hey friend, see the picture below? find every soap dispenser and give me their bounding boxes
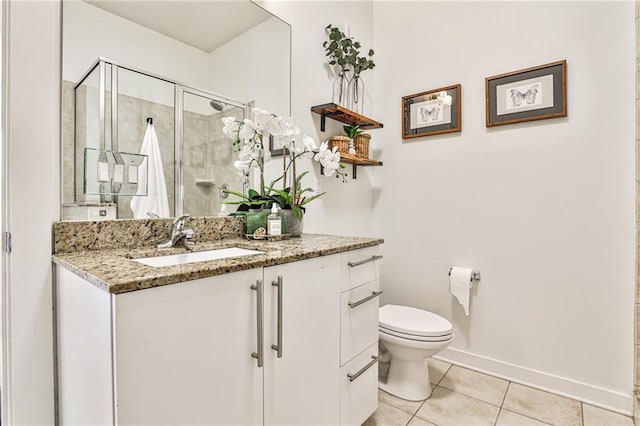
[268,204,282,236]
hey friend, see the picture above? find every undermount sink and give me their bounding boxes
[133,247,265,268]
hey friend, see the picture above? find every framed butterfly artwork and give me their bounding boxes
[486,60,567,127]
[402,84,462,139]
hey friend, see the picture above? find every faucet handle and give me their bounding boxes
[184,228,195,250]
[173,214,190,231]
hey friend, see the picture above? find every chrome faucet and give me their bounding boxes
[157,214,195,249]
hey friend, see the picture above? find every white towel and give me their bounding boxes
[130,123,170,218]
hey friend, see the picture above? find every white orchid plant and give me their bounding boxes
[222,107,346,219]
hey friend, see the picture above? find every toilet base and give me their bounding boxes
[378,358,432,401]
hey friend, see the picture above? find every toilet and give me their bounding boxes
[378,304,454,401]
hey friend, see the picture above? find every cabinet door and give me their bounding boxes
[114,269,263,426]
[263,255,341,426]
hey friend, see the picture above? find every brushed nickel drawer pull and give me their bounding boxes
[348,291,383,309]
[348,255,383,268]
[271,275,283,358]
[250,279,264,368]
[347,356,378,382]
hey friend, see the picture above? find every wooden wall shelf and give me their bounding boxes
[338,153,383,179]
[311,103,383,131]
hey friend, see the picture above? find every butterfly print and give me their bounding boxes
[510,84,539,107]
[419,105,440,122]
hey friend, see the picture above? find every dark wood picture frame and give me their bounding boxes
[269,135,284,157]
[402,84,462,139]
[485,60,567,127]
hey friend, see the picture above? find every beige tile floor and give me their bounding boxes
[363,359,634,426]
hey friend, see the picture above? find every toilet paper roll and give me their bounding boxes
[450,267,473,316]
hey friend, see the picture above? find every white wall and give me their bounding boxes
[373,1,636,412]
[5,1,60,424]
[259,0,377,238]
[207,16,290,115]
[63,0,210,90]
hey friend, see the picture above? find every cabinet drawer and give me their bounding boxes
[341,280,380,365]
[340,343,379,426]
[341,246,381,292]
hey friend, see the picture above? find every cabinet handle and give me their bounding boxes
[271,275,283,358]
[347,356,378,382]
[250,279,264,368]
[348,291,383,309]
[348,255,383,268]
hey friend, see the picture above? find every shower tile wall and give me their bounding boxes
[182,108,243,217]
[62,81,75,205]
[62,80,243,219]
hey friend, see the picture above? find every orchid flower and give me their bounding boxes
[222,107,347,206]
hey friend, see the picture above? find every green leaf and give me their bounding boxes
[300,192,326,206]
[292,205,304,220]
[248,188,260,198]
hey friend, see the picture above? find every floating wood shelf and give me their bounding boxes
[311,103,383,132]
[339,153,383,179]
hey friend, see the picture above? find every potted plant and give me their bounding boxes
[323,24,375,113]
[222,109,347,237]
[342,124,371,158]
[323,24,358,106]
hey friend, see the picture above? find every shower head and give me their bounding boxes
[210,100,224,111]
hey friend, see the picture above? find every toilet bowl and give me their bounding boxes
[378,304,453,401]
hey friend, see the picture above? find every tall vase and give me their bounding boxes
[332,72,348,107]
[282,209,303,237]
[347,75,365,114]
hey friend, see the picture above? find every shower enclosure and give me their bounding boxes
[64,58,247,219]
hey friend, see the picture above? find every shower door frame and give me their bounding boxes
[69,57,247,218]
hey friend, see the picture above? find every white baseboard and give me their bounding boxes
[435,348,633,416]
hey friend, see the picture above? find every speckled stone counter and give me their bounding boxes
[53,216,245,253]
[53,234,384,294]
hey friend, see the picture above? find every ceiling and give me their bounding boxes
[84,0,272,53]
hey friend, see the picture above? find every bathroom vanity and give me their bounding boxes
[53,220,383,426]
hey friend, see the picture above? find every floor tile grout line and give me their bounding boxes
[433,362,453,386]
[404,414,413,426]
[493,407,503,426]
[580,402,584,426]
[494,381,511,426]
[499,407,555,425]
[499,381,511,408]
[434,382,506,409]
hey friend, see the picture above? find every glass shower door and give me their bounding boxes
[179,89,245,217]
[117,67,176,219]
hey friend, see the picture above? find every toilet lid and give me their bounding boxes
[379,304,453,338]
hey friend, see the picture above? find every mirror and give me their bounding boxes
[61,0,291,220]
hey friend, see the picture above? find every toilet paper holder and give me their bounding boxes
[448,268,481,282]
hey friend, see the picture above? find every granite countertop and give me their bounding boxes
[53,234,384,294]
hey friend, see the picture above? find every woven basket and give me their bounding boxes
[354,133,371,159]
[329,135,351,155]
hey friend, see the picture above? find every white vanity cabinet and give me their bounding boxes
[339,247,383,426]
[56,246,381,426]
[57,266,263,426]
[263,256,341,425]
